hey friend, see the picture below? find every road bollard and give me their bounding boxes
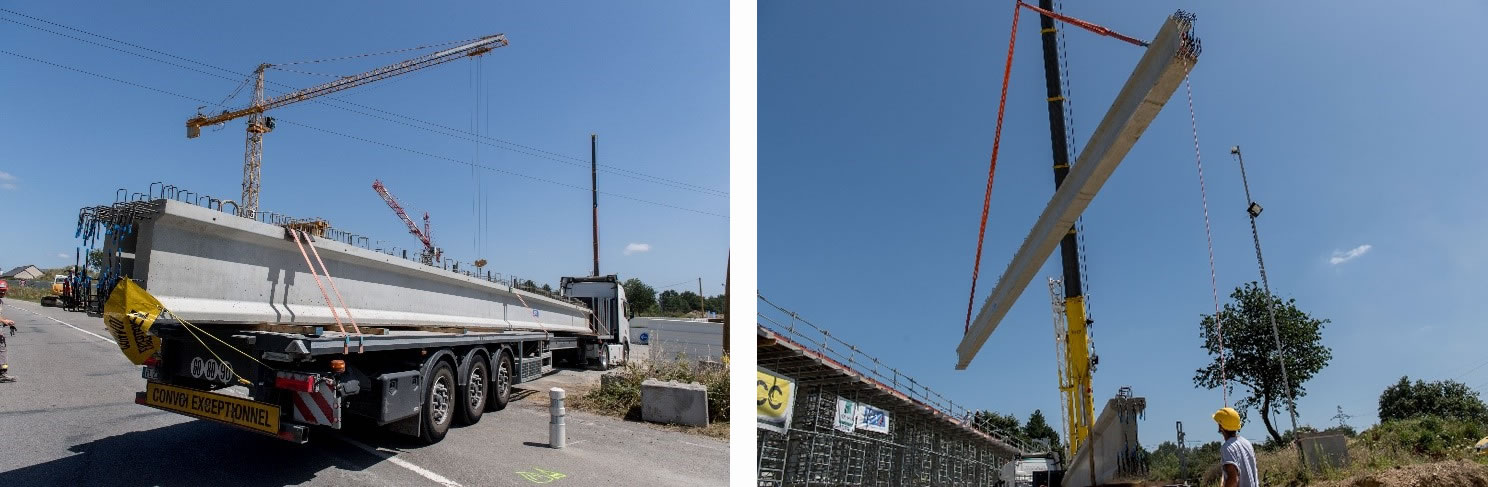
[549,387,566,449]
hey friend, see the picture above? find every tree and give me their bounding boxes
[1378,376,1488,423]
[658,290,682,313]
[622,278,656,314]
[1193,282,1332,444]
[970,410,1025,445]
[678,291,703,313]
[704,294,726,314]
[87,249,105,273]
[1023,409,1061,451]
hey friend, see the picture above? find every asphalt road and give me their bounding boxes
[0,300,727,487]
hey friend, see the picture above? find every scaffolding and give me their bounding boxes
[759,296,1024,486]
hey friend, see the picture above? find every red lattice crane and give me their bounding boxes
[372,180,440,264]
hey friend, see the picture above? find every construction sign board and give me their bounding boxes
[103,279,163,365]
[143,382,280,435]
[858,404,891,434]
[835,396,860,433]
[757,367,795,433]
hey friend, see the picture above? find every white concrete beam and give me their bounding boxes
[132,200,593,333]
[956,12,1200,370]
[1063,395,1148,487]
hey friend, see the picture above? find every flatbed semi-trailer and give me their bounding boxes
[136,320,579,444]
[75,198,636,444]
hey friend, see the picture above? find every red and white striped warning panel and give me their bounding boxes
[283,373,340,428]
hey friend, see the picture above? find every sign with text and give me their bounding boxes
[103,279,162,365]
[834,396,860,433]
[857,404,891,434]
[757,367,795,434]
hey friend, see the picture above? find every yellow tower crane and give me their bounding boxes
[186,34,509,217]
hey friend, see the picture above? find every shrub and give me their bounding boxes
[578,354,730,424]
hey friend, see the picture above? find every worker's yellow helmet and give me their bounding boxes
[1213,407,1242,431]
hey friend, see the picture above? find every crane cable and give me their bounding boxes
[1016,1,1148,47]
[1184,75,1228,406]
[965,1,1020,334]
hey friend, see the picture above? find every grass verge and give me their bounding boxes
[2,286,48,303]
[571,355,729,440]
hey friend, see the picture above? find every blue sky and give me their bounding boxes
[0,1,728,293]
[760,0,1488,448]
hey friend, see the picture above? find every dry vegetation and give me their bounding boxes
[571,355,730,440]
[1148,417,1488,486]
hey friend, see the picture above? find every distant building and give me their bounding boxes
[1,265,44,281]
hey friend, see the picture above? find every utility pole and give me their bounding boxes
[1176,421,1187,482]
[698,278,706,315]
[591,134,600,277]
[1231,145,1301,440]
[723,253,730,354]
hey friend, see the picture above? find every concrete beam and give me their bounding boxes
[1063,394,1148,487]
[956,12,1200,369]
[131,199,593,333]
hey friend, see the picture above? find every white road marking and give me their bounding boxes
[681,440,727,452]
[338,437,463,487]
[10,305,115,344]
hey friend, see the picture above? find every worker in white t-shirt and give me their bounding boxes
[1214,407,1259,487]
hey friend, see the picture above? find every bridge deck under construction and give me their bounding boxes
[757,326,1022,487]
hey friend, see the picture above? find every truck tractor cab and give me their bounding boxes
[559,274,630,369]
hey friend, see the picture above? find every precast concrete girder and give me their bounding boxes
[131,200,593,333]
[956,12,1200,369]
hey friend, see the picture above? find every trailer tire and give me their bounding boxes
[592,344,611,371]
[457,359,488,425]
[488,349,513,411]
[420,361,456,444]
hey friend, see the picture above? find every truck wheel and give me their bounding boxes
[457,359,488,425]
[593,345,611,371]
[488,350,513,411]
[420,361,455,444]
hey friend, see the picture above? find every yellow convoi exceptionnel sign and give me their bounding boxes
[144,382,280,435]
[102,279,162,365]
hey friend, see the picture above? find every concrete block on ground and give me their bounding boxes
[1299,433,1349,473]
[641,378,708,427]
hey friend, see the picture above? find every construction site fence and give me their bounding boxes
[757,294,1029,450]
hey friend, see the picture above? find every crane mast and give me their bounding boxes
[372,179,439,265]
[187,34,509,218]
[1035,0,1095,461]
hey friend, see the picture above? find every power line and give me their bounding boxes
[0,7,728,197]
[0,49,219,106]
[276,119,726,218]
[656,279,695,290]
[1,49,727,219]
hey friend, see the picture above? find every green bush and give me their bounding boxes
[579,354,730,424]
[1360,416,1484,459]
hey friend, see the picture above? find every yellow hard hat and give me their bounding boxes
[1213,407,1241,431]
